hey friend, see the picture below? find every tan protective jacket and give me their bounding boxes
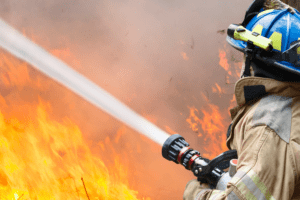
[194,77,300,200]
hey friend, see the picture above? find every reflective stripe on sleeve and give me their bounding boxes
[246,170,275,200]
[227,191,240,200]
[234,169,276,200]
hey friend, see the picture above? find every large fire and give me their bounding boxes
[0,23,242,199]
[0,50,151,199]
[0,101,145,199]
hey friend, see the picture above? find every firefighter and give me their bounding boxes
[183,0,300,199]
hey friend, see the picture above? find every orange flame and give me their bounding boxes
[51,48,82,70]
[218,49,231,75]
[212,83,223,95]
[186,104,228,159]
[0,49,149,199]
[0,100,145,199]
[219,48,243,84]
[218,48,242,111]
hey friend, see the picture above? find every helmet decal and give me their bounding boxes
[269,32,282,51]
[252,24,264,35]
[258,9,274,17]
[251,23,283,52]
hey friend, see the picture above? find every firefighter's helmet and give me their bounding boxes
[227,0,300,80]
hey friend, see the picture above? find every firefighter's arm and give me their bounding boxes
[183,125,296,200]
[183,180,210,200]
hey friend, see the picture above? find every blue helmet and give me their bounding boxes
[227,0,300,79]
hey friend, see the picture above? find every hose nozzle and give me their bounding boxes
[162,134,201,170]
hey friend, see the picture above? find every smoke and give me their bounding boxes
[0,0,252,199]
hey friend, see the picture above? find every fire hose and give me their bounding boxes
[0,18,278,190]
[162,23,284,189]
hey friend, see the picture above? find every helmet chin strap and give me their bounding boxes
[241,40,300,78]
[243,42,256,77]
[243,55,252,77]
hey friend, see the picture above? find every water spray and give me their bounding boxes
[0,18,238,189]
[0,18,169,146]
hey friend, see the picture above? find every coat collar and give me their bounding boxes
[234,77,300,106]
[229,77,300,119]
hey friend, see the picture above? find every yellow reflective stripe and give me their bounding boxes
[252,24,263,35]
[234,169,276,200]
[258,9,274,17]
[236,181,257,200]
[228,191,240,200]
[230,167,276,200]
[247,170,275,200]
[269,32,282,51]
[230,167,251,184]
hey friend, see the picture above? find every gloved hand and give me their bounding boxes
[183,179,210,200]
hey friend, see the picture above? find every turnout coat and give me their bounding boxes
[184,77,300,199]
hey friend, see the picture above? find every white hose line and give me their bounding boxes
[0,18,170,146]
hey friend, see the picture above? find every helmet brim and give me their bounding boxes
[226,36,246,53]
[226,34,300,77]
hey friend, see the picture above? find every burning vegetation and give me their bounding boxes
[0,51,151,199]
[0,0,246,198]
[0,37,242,199]
[0,27,243,199]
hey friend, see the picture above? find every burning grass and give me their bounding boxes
[0,100,145,199]
[0,50,149,199]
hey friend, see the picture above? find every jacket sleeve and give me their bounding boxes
[189,125,296,200]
